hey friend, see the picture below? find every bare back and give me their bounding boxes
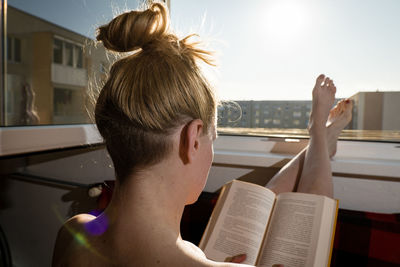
[52,214,251,267]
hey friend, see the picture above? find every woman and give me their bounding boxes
[52,3,352,266]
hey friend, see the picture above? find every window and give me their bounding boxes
[53,87,88,124]
[2,2,121,126]
[293,111,302,118]
[1,0,399,145]
[273,119,281,125]
[53,38,63,64]
[171,0,400,142]
[53,38,84,68]
[65,42,74,66]
[6,36,21,63]
[1,0,170,155]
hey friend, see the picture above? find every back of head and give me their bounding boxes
[95,2,216,183]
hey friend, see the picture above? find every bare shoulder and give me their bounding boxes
[52,214,96,267]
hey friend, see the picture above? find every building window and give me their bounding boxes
[6,36,22,63]
[293,111,302,118]
[53,38,84,68]
[75,45,83,68]
[65,42,73,66]
[3,2,114,127]
[53,38,63,64]
[54,88,73,116]
[53,87,87,124]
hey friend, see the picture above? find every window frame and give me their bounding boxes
[53,36,84,69]
[1,126,399,185]
[212,135,400,179]
[0,124,103,157]
[6,36,21,63]
[1,0,6,126]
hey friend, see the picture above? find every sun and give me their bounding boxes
[264,1,308,41]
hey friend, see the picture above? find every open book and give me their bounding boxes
[199,180,338,267]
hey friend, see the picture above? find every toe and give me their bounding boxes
[323,77,330,87]
[344,99,353,111]
[337,100,345,112]
[332,84,337,94]
[323,77,332,89]
[316,74,325,85]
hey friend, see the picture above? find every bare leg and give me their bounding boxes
[266,98,353,194]
[266,148,306,194]
[296,74,336,197]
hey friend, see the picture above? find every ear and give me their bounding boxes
[179,119,204,165]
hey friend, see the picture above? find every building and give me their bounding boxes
[351,91,400,130]
[218,91,400,131]
[218,100,313,129]
[6,6,109,126]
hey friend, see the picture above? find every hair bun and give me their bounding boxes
[96,3,169,52]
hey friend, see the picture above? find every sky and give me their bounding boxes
[9,0,400,100]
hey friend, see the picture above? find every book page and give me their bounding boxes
[257,193,336,267]
[313,198,337,267]
[202,180,276,265]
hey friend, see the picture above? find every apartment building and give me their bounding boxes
[219,91,400,131]
[218,100,312,129]
[6,6,108,126]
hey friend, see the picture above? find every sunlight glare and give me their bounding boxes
[264,1,308,41]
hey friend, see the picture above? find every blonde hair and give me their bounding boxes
[95,2,216,182]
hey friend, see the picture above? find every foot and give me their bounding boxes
[308,74,336,134]
[326,99,353,157]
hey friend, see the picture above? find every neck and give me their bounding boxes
[104,162,189,239]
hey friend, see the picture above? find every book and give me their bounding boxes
[199,180,338,267]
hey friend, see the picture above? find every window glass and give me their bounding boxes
[53,87,86,124]
[171,0,400,142]
[53,38,63,64]
[6,36,11,61]
[14,37,21,62]
[3,0,399,142]
[75,45,83,68]
[3,0,144,126]
[65,42,73,66]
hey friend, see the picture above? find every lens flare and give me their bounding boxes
[52,205,112,264]
[84,213,109,236]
